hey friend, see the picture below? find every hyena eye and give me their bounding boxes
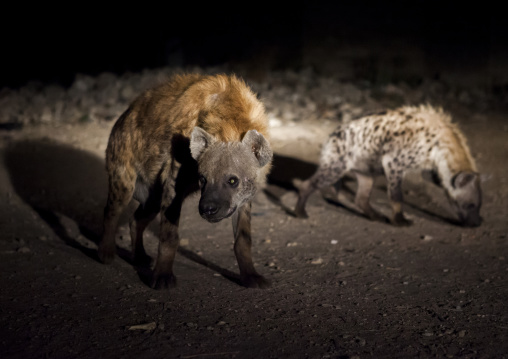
[228,176,239,187]
[199,175,207,186]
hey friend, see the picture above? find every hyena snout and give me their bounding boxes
[458,210,482,227]
[199,189,236,223]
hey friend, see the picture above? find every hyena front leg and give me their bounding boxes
[382,158,412,226]
[293,163,343,218]
[354,171,389,223]
[233,202,270,288]
[99,168,136,264]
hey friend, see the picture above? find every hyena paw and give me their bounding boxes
[292,178,304,190]
[364,210,389,224]
[98,245,115,264]
[293,208,309,219]
[133,252,152,267]
[391,214,413,226]
[150,272,177,290]
[241,273,271,289]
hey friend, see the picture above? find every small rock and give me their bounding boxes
[330,239,338,245]
[180,238,189,246]
[17,246,30,253]
[458,330,466,337]
[311,258,323,265]
[421,235,433,241]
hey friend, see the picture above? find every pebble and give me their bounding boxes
[311,258,323,265]
[127,322,156,331]
[17,246,30,253]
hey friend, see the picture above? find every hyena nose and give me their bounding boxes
[200,203,219,216]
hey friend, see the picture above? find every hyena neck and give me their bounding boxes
[433,145,476,192]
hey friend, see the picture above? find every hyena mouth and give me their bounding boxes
[204,206,238,223]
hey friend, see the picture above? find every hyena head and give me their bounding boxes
[446,171,482,227]
[190,127,272,223]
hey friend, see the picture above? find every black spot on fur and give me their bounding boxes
[374,125,379,131]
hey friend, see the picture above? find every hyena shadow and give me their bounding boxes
[265,153,362,218]
[266,153,457,225]
[4,139,246,287]
[4,139,113,262]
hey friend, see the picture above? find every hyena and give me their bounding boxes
[294,105,482,227]
[98,74,273,290]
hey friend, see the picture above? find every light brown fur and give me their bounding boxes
[99,74,272,289]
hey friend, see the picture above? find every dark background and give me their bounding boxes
[2,1,507,89]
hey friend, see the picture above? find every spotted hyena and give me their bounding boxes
[294,105,482,227]
[98,74,273,290]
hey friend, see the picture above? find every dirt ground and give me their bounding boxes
[1,76,508,359]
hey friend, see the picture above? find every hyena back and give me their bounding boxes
[294,105,482,227]
[98,74,273,289]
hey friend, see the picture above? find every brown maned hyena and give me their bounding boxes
[98,74,273,290]
[294,105,482,227]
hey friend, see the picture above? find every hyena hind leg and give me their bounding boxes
[129,201,159,266]
[293,166,341,218]
[99,169,136,264]
[354,172,389,223]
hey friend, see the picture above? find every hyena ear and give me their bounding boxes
[190,127,215,161]
[452,171,478,189]
[242,129,273,167]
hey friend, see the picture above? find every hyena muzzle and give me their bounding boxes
[98,74,273,290]
[293,105,482,227]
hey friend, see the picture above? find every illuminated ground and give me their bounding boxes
[1,67,507,358]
